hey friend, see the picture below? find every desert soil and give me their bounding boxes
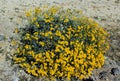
[0,0,120,81]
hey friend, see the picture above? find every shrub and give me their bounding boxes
[13,6,109,80]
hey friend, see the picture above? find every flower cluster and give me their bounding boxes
[13,6,109,80]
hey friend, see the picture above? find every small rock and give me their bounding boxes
[83,77,94,81]
[99,71,107,79]
[114,76,120,81]
[0,48,4,53]
[115,0,120,3]
[11,77,19,81]
[112,40,118,45]
[111,67,120,75]
[111,40,119,49]
[94,16,98,19]
[116,52,120,57]
[14,8,19,13]
[117,31,120,35]
[101,18,106,21]
[90,76,99,81]
[117,19,120,22]
[116,61,120,66]
[0,35,5,41]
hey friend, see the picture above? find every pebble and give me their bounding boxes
[116,61,120,66]
[114,77,120,81]
[111,67,120,75]
[0,35,5,41]
[90,76,99,81]
[11,77,19,81]
[117,31,120,35]
[112,40,118,45]
[99,71,107,79]
[111,40,120,49]
[83,77,94,81]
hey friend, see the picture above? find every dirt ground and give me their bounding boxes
[0,0,120,81]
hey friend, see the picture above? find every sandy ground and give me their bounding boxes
[0,0,120,81]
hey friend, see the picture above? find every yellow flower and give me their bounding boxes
[34,7,41,15]
[25,11,31,17]
[39,42,45,46]
[55,30,61,36]
[50,70,56,75]
[16,48,20,53]
[48,7,59,15]
[60,35,65,40]
[79,74,85,80]
[72,16,77,20]
[32,36,38,40]
[32,17,37,22]
[26,68,32,74]
[78,26,81,30]
[26,33,30,36]
[43,13,49,18]
[44,17,53,23]
[64,47,70,54]
[34,32,38,35]
[55,46,60,52]
[35,22,40,27]
[13,57,26,63]
[64,18,69,23]
[27,51,35,57]
[31,70,38,76]
[25,33,31,40]
[14,28,19,33]
[67,73,71,80]
[24,45,30,49]
[45,51,50,59]
[19,63,30,68]
[50,27,54,31]
[79,59,84,64]
[50,52,55,58]
[11,40,18,45]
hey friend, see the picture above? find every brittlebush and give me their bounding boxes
[13,6,109,80]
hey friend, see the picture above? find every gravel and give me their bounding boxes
[0,35,5,41]
[0,0,120,81]
[99,71,108,79]
[111,67,120,75]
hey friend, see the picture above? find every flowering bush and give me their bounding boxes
[13,6,109,80]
